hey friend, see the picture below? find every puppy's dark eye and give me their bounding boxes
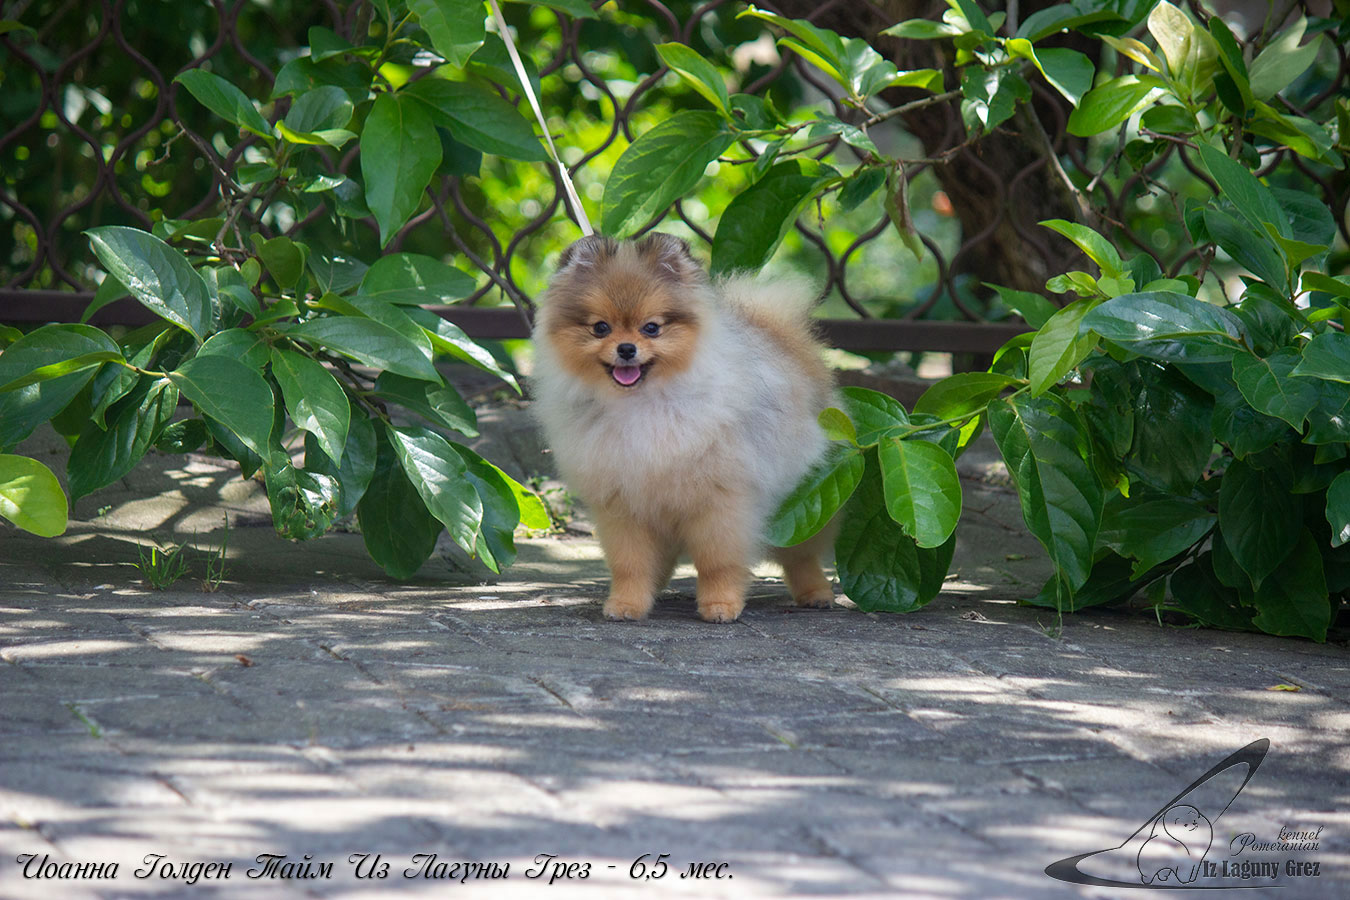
[591,321,611,337]
[640,322,660,337]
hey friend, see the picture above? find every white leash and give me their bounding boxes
[486,0,594,236]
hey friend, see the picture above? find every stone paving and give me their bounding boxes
[1,403,1348,899]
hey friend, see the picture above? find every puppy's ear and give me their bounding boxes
[634,232,703,283]
[557,235,618,272]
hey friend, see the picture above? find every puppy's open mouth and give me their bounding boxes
[604,362,652,387]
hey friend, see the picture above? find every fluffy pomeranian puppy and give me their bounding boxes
[531,233,837,622]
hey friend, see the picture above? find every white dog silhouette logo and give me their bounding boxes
[1137,803,1213,884]
[1046,739,1268,889]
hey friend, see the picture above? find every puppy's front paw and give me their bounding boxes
[697,595,744,623]
[793,586,836,609]
[603,593,653,621]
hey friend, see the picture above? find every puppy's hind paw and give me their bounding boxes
[793,586,836,609]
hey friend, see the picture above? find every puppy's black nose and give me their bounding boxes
[617,342,637,360]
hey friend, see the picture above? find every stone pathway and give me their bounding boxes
[1,411,1347,898]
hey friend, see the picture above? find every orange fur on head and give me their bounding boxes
[537,234,704,391]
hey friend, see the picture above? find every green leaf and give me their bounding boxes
[655,43,729,113]
[359,252,477,304]
[836,167,886,213]
[0,324,121,450]
[448,442,530,573]
[986,283,1057,329]
[767,444,865,547]
[0,351,123,394]
[285,316,442,382]
[840,386,908,446]
[1249,530,1330,641]
[711,159,836,274]
[372,371,476,436]
[1328,471,1350,549]
[834,453,955,613]
[1023,551,1154,612]
[1130,362,1214,493]
[988,394,1102,590]
[401,78,547,162]
[740,6,897,98]
[1067,75,1166,136]
[387,424,483,556]
[358,430,444,578]
[1006,41,1094,106]
[807,116,879,156]
[407,0,484,67]
[602,111,735,237]
[403,307,519,391]
[1248,16,1322,101]
[81,273,129,323]
[1211,380,1287,458]
[1195,143,1289,239]
[1147,0,1218,99]
[68,378,178,500]
[913,373,1016,425]
[1015,5,1123,42]
[1218,458,1301,589]
[86,226,214,340]
[882,20,963,40]
[1029,297,1101,396]
[198,328,270,370]
[308,25,356,62]
[156,419,208,454]
[205,265,260,318]
[1081,291,1246,363]
[879,437,961,549]
[1100,496,1215,578]
[313,292,435,363]
[250,234,307,290]
[305,410,376,518]
[1039,219,1127,278]
[1291,332,1350,384]
[284,85,353,133]
[262,452,340,541]
[1231,348,1319,429]
[1168,554,1256,631]
[467,33,543,98]
[1209,16,1253,112]
[1100,34,1165,73]
[1201,207,1289,292]
[174,69,272,139]
[360,92,441,247]
[1303,272,1350,302]
[1304,380,1350,445]
[817,407,857,445]
[168,355,274,456]
[269,348,351,464]
[959,66,1028,134]
[0,454,68,537]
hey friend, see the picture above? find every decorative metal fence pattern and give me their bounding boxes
[2,0,1346,353]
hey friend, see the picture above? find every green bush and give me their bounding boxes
[605,1,1348,639]
[0,0,561,576]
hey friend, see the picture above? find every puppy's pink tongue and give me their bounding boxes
[612,365,642,386]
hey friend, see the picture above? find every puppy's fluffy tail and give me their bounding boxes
[715,272,821,332]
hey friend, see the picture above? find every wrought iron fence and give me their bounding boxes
[2,0,1345,353]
